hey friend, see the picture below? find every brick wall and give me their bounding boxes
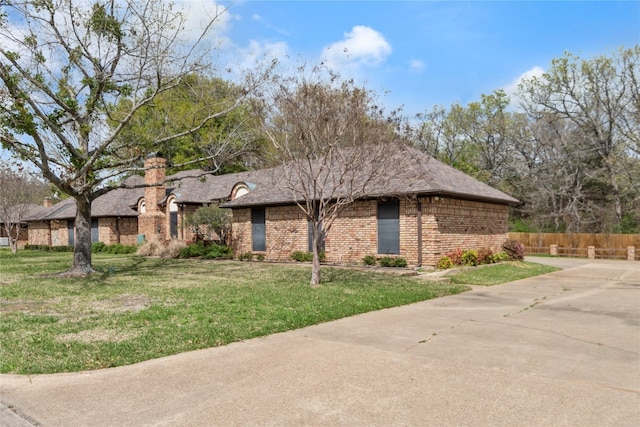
[230,196,510,267]
[98,217,139,245]
[420,197,509,266]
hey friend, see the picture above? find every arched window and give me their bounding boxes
[138,199,146,214]
[169,197,178,239]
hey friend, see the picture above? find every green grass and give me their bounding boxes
[0,251,470,374]
[446,261,560,286]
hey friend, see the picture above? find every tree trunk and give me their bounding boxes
[310,223,322,287]
[63,195,96,277]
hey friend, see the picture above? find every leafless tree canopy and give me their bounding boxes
[250,65,405,285]
[0,0,267,274]
[0,165,51,252]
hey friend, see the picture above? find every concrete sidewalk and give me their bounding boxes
[2,258,639,426]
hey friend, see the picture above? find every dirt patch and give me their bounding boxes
[90,295,154,313]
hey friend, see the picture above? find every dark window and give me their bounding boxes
[91,219,99,243]
[67,220,75,246]
[251,208,266,252]
[378,200,400,254]
[170,211,178,238]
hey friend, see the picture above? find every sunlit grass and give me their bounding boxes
[1,251,469,374]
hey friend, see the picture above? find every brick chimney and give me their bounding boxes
[138,153,167,242]
[43,197,53,208]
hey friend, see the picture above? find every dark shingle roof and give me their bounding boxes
[25,145,518,222]
[222,145,519,208]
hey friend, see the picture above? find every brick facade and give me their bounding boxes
[28,218,139,247]
[231,196,510,267]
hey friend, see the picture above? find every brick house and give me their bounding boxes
[25,148,518,267]
[223,146,519,267]
[24,154,269,247]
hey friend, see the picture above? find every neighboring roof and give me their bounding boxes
[26,176,144,221]
[223,145,520,208]
[163,169,272,204]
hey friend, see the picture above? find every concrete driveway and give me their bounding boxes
[1,258,639,426]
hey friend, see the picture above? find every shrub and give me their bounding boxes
[255,253,265,261]
[392,257,407,268]
[447,249,464,266]
[477,247,494,265]
[290,251,326,262]
[492,251,510,263]
[378,256,393,267]
[91,242,107,253]
[362,255,377,266]
[503,239,524,261]
[158,240,186,259]
[203,244,233,259]
[437,256,453,270]
[461,249,478,266]
[51,246,74,252]
[238,251,253,261]
[136,241,161,257]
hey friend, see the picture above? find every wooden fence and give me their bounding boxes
[508,232,640,261]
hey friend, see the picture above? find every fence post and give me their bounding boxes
[629,246,636,261]
[588,246,595,259]
[550,244,558,256]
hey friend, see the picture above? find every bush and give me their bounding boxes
[378,256,406,268]
[179,242,206,258]
[255,253,265,261]
[503,239,524,261]
[477,247,494,265]
[290,251,313,262]
[158,240,186,259]
[461,249,478,266]
[203,244,233,259]
[362,255,377,266]
[136,241,161,257]
[91,242,107,253]
[392,257,407,268]
[492,251,510,263]
[290,251,326,262]
[51,246,74,252]
[238,251,253,261]
[437,255,454,270]
[447,249,464,266]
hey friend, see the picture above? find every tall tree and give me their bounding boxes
[111,74,269,175]
[519,46,640,225]
[250,65,404,286]
[0,0,265,275]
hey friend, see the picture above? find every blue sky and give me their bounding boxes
[199,0,640,115]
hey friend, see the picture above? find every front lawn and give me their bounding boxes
[0,251,469,374]
[445,261,560,286]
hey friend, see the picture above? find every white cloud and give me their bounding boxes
[503,66,545,109]
[321,26,392,71]
[233,39,290,72]
[409,59,426,73]
[174,0,232,45]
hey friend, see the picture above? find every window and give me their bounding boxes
[67,220,75,246]
[251,208,266,252]
[169,199,178,239]
[91,219,99,242]
[378,200,400,254]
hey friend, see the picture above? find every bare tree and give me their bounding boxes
[519,46,640,224]
[0,0,268,275]
[250,65,404,286]
[0,165,51,252]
